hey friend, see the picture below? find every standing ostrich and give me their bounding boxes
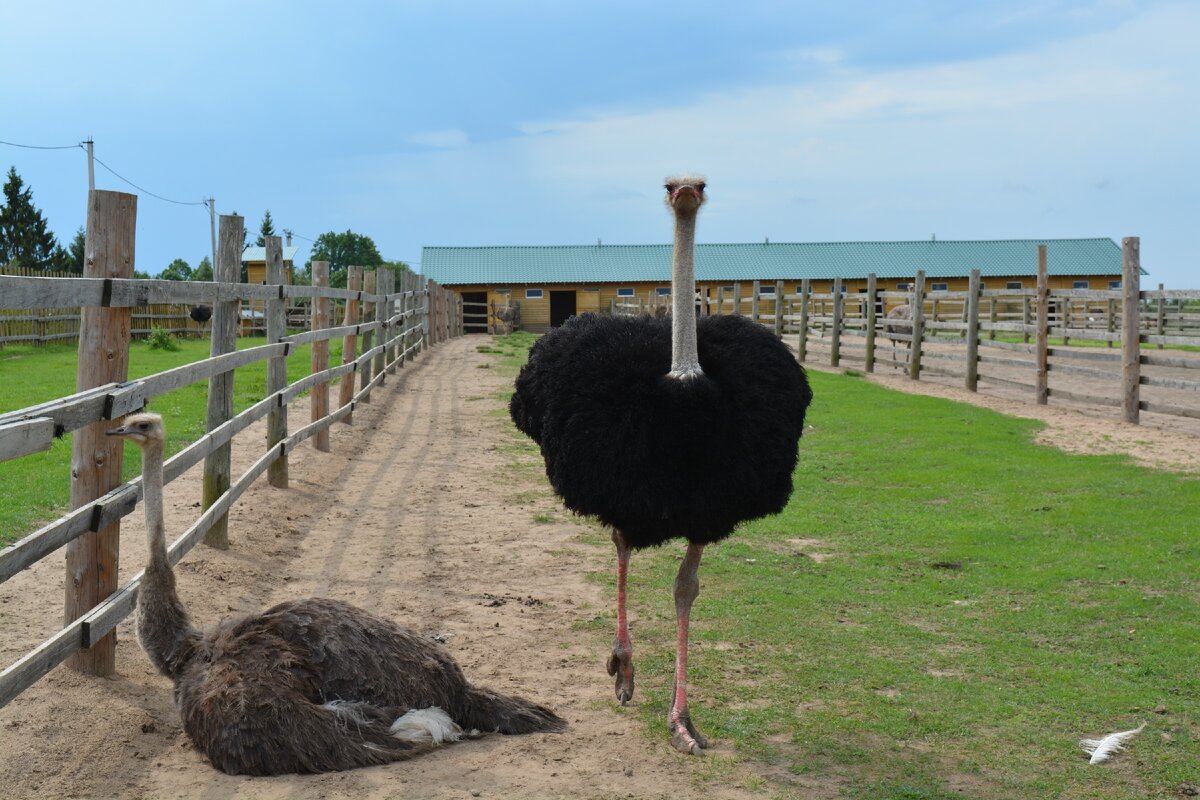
[509,176,812,754]
[884,303,913,368]
[107,413,565,776]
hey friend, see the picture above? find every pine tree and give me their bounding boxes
[66,227,86,273]
[0,167,62,270]
[255,209,276,247]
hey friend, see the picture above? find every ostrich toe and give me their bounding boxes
[606,644,634,705]
[668,709,710,755]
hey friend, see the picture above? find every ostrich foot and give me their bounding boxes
[668,708,710,755]
[606,644,635,705]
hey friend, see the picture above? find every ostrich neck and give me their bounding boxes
[669,209,702,379]
[137,440,199,680]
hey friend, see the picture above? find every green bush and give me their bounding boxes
[146,327,180,352]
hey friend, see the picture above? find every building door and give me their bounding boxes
[550,291,577,327]
[461,291,488,334]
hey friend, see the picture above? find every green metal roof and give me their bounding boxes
[421,238,1124,285]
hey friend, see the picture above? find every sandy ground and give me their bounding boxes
[2,333,1196,800]
[0,337,764,800]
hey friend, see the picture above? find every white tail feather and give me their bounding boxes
[1080,722,1146,764]
[390,707,462,746]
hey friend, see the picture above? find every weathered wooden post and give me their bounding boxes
[908,271,925,381]
[988,296,997,341]
[359,270,377,401]
[965,269,981,392]
[1107,298,1116,348]
[1062,299,1072,347]
[1023,296,1032,344]
[202,214,244,548]
[1156,282,1165,350]
[265,236,288,488]
[338,266,363,421]
[1121,237,1141,424]
[373,271,387,383]
[830,278,843,367]
[751,281,761,325]
[864,274,878,372]
[385,270,398,374]
[773,280,785,339]
[797,279,811,362]
[1036,245,1049,405]
[66,190,136,676]
[732,282,742,316]
[715,286,725,316]
[310,260,331,452]
[420,277,430,351]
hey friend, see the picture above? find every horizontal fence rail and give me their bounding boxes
[0,215,463,709]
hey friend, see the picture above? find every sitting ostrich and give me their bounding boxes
[884,303,913,368]
[108,413,565,776]
[510,176,812,754]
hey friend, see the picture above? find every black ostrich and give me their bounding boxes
[189,304,213,337]
[510,176,812,754]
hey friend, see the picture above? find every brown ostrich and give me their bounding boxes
[108,412,565,776]
[884,303,913,368]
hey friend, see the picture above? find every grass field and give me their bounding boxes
[487,334,1200,800]
[0,336,344,543]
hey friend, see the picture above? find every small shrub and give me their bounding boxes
[146,327,180,351]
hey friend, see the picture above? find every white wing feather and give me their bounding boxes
[1080,722,1146,764]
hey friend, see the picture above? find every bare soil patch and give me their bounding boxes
[0,338,765,800]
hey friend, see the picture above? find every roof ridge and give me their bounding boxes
[423,237,1117,251]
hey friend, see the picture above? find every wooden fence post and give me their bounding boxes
[1121,237,1141,424]
[830,278,843,367]
[751,281,761,325]
[420,277,429,350]
[1023,296,1032,344]
[864,274,878,372]
[373,271,388,383]
[386,270,398,373]
[908,271,925,380]
[265,235,288,488]
[338,266,363,422]
[360,270,377,401]
[1036,245,1049,405]
[988,296,997,341]
[715,286,725,316]
[773,281,785,338]
[1156,282,1165,350]
[797,279,811,362]
[65,189,136,676]
[732,282,742,316]
[202,214,244,548]
[310,260,331,452]
[965,269,981,392]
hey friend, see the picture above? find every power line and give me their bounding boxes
[90,153,207,207]
[0,139,82,151]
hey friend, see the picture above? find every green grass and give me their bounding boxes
[0,336,345,543]
[483,333,1200,799]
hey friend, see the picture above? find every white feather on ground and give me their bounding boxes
[389,707,463,745]
[1080,722,1146,764]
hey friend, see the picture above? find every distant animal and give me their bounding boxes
[189,305,212,324]
[510,176,812,754]
[109,413,565,776]
[884,303,913,368]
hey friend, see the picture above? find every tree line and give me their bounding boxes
[1,167,411,284]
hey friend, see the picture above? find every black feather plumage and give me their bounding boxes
[511,313,812,549]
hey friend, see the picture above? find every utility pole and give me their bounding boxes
[208,197,217,277]
[85,138,94,191]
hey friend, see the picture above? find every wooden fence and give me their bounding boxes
[0,193,463,708]
[612,240,1200,424]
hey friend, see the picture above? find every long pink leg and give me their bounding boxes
[669,542,709,754]
[605,530,635,704]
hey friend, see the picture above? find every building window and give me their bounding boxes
[656,287,671,296]
[1109,280,1121,289]
[616,287,634,297]
[1072,280,1090,289]
[897,283,912,291]
[930,282,949,291]
[1006,281,1023,290]
[526,288,544,300]
[979,281,987,290]
[493,287,511,294]
[759,284,776,295]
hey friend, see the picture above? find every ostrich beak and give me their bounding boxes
[105,425,128,437]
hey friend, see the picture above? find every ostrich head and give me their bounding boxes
[664,175,707,215]
[106,412,166,448]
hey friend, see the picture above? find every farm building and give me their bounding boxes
[240,245,298,335]
[421,238,1129,333]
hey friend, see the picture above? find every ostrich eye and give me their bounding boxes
[665,184,674,192]
[697,183,706,191]
[139,423,149,430]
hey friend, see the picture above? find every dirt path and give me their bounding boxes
[0,337,764,800]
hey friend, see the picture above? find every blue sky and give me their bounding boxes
[2,1,1196,286]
